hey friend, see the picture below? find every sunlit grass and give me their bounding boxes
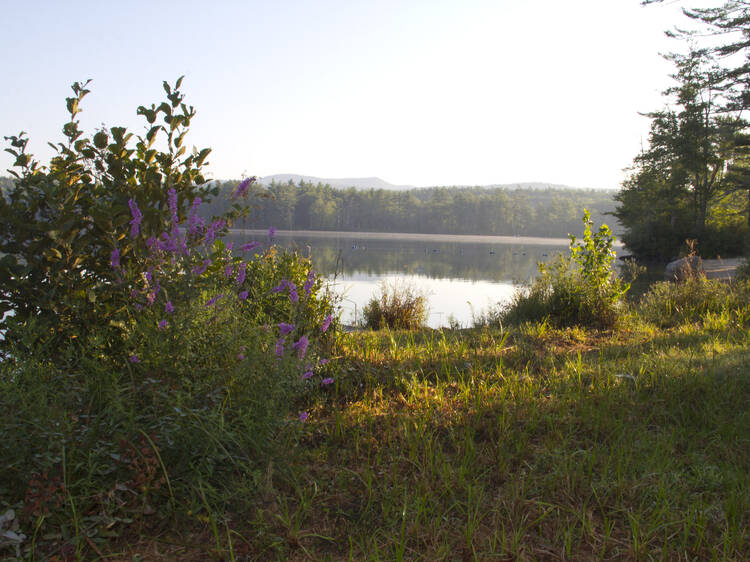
[5,280,750,559]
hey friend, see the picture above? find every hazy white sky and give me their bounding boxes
[0,0,720,188]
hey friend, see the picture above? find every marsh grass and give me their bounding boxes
[361,280,428,330]
[4,282,750,559]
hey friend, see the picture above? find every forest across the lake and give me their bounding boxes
[200,179,622,239]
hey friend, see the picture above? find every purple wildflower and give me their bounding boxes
[268,226,276,242]
[236,262,246,286]
[205,294,224,307]
[238,290,248,301]
[299,411,309,422]
[146,236,157,249]
[288,282,299,304]
[275,337,285,359]
[168,188,179,226]
[271,280,287,293]
[128,199,142,239]
[224,264,234,278]
[187,197,202,234]
[165,300,174,314]
[158,319,168,330]
[239,241,261,252]
[321,314,332,333]
[292,335,309,360]
[237,352,245,360]
[321,377,334,386]
[303,270,316,296]
[204,219,226,246]
[279,322,295,335]
[145,271,153,284]
[110,248,120,269]
[301,369,313,380]
[192,258,211,276]
[129,354,140,363]
[232,177,254,199]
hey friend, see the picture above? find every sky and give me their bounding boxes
[0,0,723,189]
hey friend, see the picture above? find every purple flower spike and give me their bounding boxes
[236,262,246,286]
[279,322,295,335]
[299,411,309,422]
[292,335,309,360]
[110,248,120,269]
[232,176,255,199]
[224,264,234,278]
[238,352,245,360]
[271,280,287,294]
[158,319,168,330]
[187,197,202,234]
[321,377,334,386]
[275,337,285,359]
[128,199,142,239]
[301,369,313,380]
[129,354,140,363]
[192,258,211,276]
[303,270,316,296]
[321,314,332,333]
[268,226,276,242]
[288,282,299,304]
[238,290,248,301]
[165,301,174,314]
[168,188,179,226]
[205,294,224,307]
[239,241,261,252]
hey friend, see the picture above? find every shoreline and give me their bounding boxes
[228,228,621,248]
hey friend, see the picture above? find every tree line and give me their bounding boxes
[202,180,621,239]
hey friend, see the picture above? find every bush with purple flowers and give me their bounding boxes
[0,79,338,545]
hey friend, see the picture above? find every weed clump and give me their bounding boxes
[493,210,629,329]
[362,281,427,330]
[639,276,750,327]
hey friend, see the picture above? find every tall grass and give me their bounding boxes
[361,280,428,330]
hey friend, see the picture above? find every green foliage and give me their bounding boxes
[496,210,629,328]
[0,80,338,552]
[208,178,620,238]
[0,78,232,357]
[614,44,750,260]
[638,276,750,327]
[362,281,427,330]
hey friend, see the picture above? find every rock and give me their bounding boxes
[664,256,704,281]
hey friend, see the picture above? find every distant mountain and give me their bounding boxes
[259,174,415,191]
[258,174,607,192]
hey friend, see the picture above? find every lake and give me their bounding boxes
[228,229,614,328]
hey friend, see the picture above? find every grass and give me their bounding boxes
[4,284,750,559]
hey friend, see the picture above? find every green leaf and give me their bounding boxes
[93,131,108,149]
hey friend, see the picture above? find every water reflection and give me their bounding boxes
[227,231,564,283]
[227,230,570,328]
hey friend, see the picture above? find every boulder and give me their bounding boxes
[664,256,704,282]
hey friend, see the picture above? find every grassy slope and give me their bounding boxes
[125,316,750,560]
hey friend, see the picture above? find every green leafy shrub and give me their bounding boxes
[496,210,629,328]
[0,78,245,359]
[362,281,427,330]
[0,80,337,550]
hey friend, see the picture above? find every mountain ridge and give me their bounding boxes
[259,174,606,191]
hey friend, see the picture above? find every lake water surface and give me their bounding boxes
[228,230,622,328]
